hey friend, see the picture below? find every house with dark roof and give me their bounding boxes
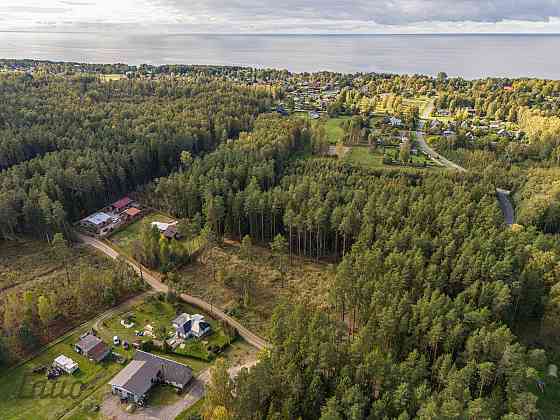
[75,333,110,363]
[172,313,211,339]
[109,350,193,405]
[163,225,179,240]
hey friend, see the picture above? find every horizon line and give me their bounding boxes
[1,30,560,36]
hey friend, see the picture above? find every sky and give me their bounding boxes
[2,0,560,33]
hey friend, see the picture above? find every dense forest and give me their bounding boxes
[149,114,559,419]
[0,71,271,240]
[1,62,560,418]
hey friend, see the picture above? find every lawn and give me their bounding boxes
[375,96,430,117]
[324,116,351,144]
[110,212,204,261]
[537,376,560,419]
[100,297,232,371]
[0,327,123,420]
[292,112,350,145]
[345,147,385,169]
[99,74,126,82]
[109,212,175,257]
[0,293,252,420]
[63,384,109,420]
[148,384,182,407]
[514,319,560,418]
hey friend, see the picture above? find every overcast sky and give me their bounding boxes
[2,0,560,33]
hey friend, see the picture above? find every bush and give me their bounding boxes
[140,340,154,352]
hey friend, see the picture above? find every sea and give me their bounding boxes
[1,32,560,80]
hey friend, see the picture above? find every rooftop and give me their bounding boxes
[109,360,159,397]
[125,207,141,217]
[55,355,78,371]
[84,212,112,226]
[109,350,193,397]
[112,197,132,210]
[76,334,103,353]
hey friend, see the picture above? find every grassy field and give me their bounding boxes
[110,212,175,256]
[324,116,351,144]
[514,319,560,419]
[175,240,335,336]
[0,326,123,420]
[538,377,560,419]
[345,147,385,169]
[99,74,126,82]
[375,96,429,115]
[0,239,110,295]
[344,147,434,173]
[293,112,349,144]
[0,292,255,420]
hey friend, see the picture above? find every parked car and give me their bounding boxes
[113,336,121,346]
[123,341,129,350]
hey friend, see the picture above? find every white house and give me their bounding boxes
[389,117,403,127]
[151,221,178,232]
[172,313,211,339]
[54,355,79,374]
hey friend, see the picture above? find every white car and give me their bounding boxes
[113,336,121,346]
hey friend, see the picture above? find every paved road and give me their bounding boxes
[415,129,467,172]
[496,188,515,226]
[416,100,514,225]
[78,233,270,350]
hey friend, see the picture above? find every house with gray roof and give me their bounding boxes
[109,350,193,405]
[75,333,110,363]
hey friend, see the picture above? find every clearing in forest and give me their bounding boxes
[174,239,336,336]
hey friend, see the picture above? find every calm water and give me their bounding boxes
[1,32,560,79]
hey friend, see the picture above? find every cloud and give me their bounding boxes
[0,6,71,14]
[2,0,560,32]
[60,1,96,5]
[151,0,560,26]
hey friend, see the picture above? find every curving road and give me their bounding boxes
[416,100,514,225]
[415,130,467,172]
[77,233,270,350]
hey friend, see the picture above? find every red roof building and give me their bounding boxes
[112,197,132,211]
[125,207,141,218]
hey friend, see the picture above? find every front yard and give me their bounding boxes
[0,327,122,420]
[0,293,249,420]
[99,296,233,367]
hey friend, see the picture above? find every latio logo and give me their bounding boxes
[17,371,107,400]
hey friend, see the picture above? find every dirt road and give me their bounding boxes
[78,233,270,350]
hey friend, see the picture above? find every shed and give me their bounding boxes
[75,334,110,362]
[54,355,79,374]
